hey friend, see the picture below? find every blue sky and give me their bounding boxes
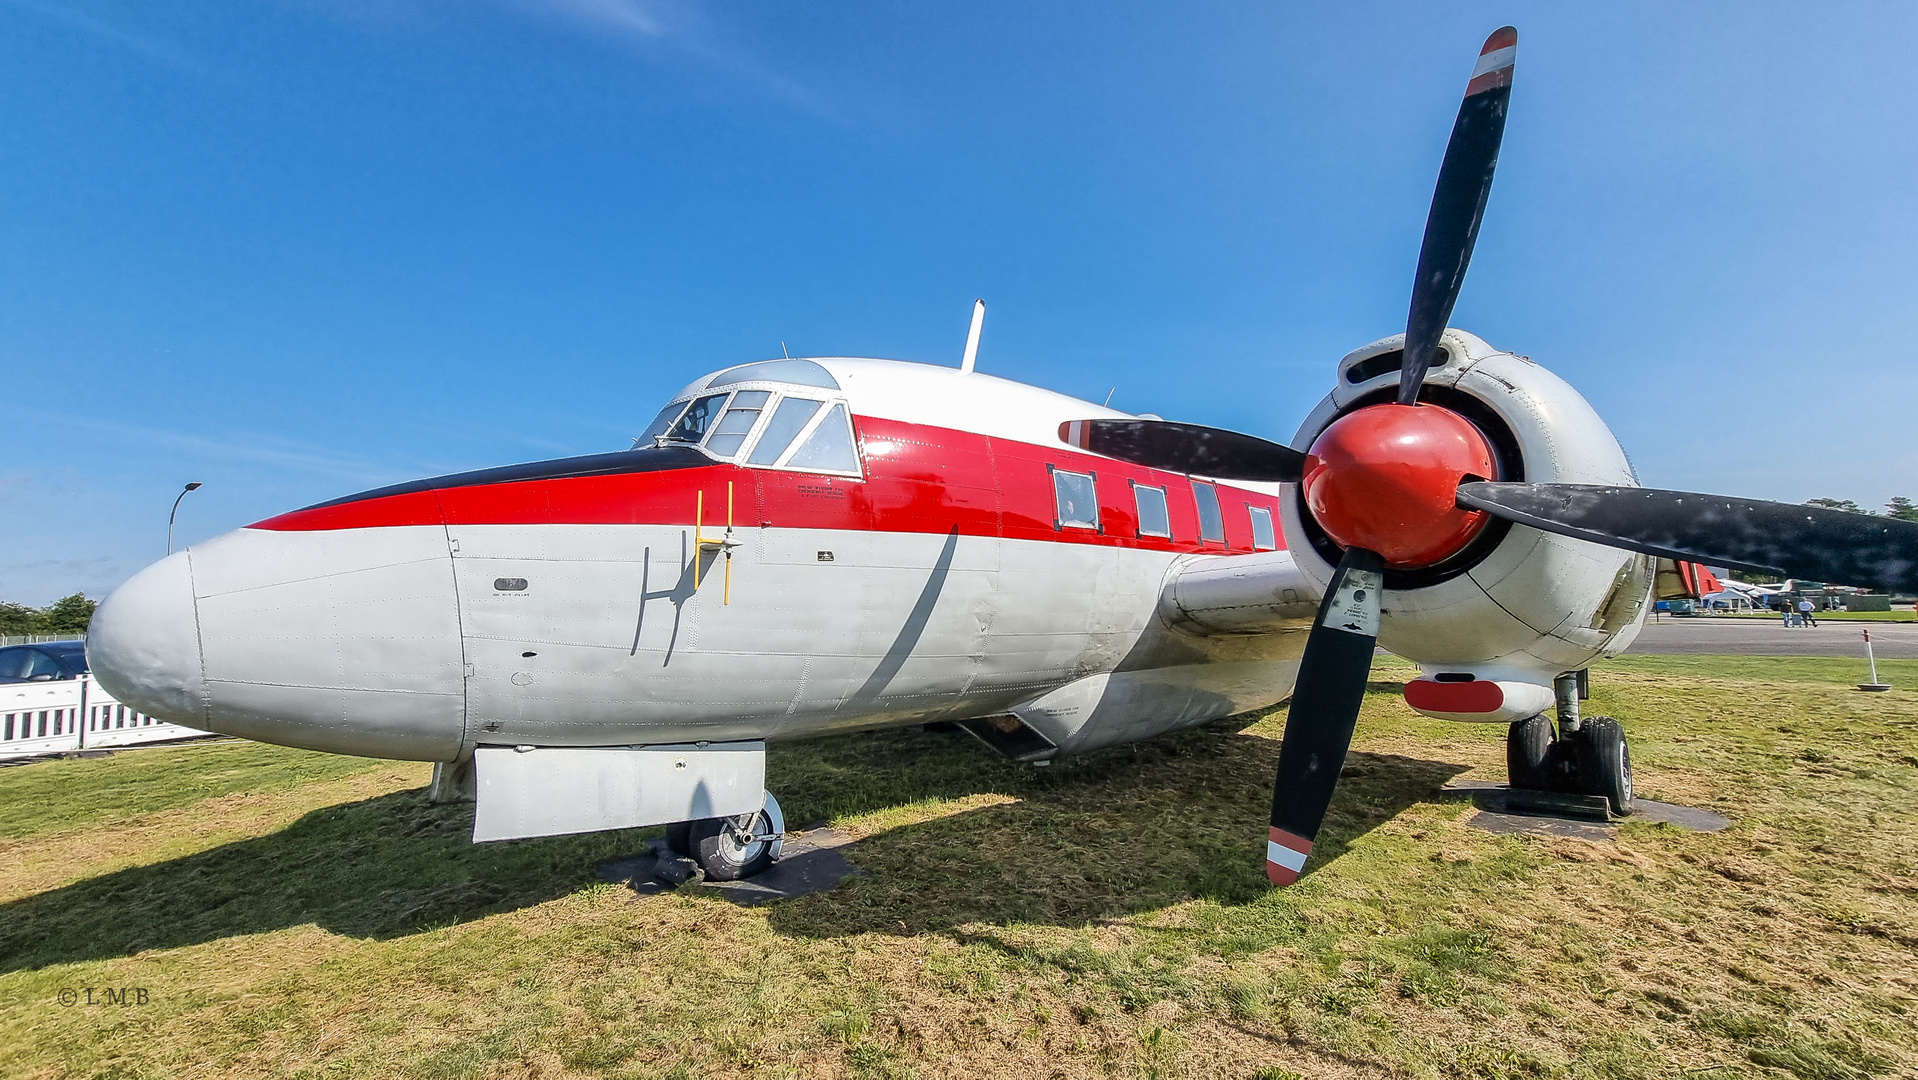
[4,1,1915,604]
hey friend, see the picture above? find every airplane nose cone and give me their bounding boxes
[88,551,207,725]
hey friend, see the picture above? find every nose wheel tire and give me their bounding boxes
[1504,713,1634,816]
[681,791,786,882]
[1506,713,1555,791]
[1567,716,1633,816]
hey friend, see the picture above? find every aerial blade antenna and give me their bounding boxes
[960,299,985,373]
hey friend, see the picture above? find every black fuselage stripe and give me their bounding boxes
[298,446,714,511]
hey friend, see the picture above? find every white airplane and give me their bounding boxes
[88,28,1918,886]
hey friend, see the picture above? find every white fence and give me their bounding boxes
[1,675,211,761]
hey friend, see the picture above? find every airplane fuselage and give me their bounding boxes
[91,358,1310,763]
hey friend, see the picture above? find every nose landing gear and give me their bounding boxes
[1504,671,1633,817]
[663,790,786,881]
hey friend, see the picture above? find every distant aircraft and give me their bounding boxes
[88,27,1918,886]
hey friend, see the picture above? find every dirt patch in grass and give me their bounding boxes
[2,655,1915,1077]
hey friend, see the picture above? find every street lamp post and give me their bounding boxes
[167,482,204,555]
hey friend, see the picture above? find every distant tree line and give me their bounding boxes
[0,595,97,637]
[1805,496,1918,521]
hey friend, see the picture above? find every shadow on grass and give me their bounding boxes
[0,789,651,974]
[0,719,1467,968]
[764,722,1467,938]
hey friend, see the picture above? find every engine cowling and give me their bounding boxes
[1279,329,1656,722]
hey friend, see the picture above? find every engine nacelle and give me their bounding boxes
[1279,329,1656,721]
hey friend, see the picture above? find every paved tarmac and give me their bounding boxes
[1627,617,1918,658]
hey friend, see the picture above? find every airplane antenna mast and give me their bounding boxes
[960,299,985,374]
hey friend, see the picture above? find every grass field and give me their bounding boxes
[3,654,1916,1079]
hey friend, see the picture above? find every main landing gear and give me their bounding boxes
[1506,670,1633,816]
[664,790,786,881]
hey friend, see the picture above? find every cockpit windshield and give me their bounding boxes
[634,369,862,477]
[662,393,727,444]
[703,391,770,457]
[639,402,687,443]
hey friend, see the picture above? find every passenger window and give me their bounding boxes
[702,390,770,458]
[1193,482,1224,543]
[0,649,27,682]
[784,404,861,473]
[1249,505,1277,550]
[1052,469,1099,529]
[663,393,729,444]
[747,397,824,465]
[22,650,61,681]
[1133,482,1171,538]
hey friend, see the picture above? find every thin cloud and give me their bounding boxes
[506,0,842,121]
[0,557,126,606]
[545,0,666,38]
[5,0,199,70]
[25,408,411,486]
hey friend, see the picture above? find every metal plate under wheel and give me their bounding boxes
[1441,780,1729,840]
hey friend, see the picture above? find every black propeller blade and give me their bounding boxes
[1399,26,1516,405]
[1058,419,1307,483]
[1456,483,1918,592]
[1267,548,1384,886]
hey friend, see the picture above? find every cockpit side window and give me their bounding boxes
[703,390,770,457]
[746,396,824,465]
[663,393,728,445]
[783,403,860,473]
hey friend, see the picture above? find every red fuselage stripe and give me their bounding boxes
[251,416,1290,555]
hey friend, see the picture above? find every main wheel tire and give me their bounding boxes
[1507,713,1555,791]
[663,821,693,858]
[1572,715,1633,815]
[688,811,776,881]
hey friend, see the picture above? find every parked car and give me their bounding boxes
[0,641,88,683]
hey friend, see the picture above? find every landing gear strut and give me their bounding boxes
[1504,670,1633,816]
[664,791,786,881]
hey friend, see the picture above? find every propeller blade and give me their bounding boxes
[1059,419,1307,483]
[1267,547,1385,885]
[1399,26,1517,405]
[1456,482,1918,592]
